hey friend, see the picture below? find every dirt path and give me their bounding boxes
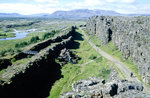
[77,60,94,66]
[80,28,150,94]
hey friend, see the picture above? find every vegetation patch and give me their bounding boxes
[0,32,15,38]
[88,54,97,60]
[49,29,111,98]
[0,69,5,74]
[12,58,30,65]
[0,19,85,58]
[86,30,142,81]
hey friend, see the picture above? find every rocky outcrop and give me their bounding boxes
[0,59,11,70]
[86,16,150,84]
[0,27,75,71]
[0,26,77,98]
[61,77,150,98]
[0,34,74,85]
[25,27,75,52]
[57,48,80,65]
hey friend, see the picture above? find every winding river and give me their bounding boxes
[0,29,36,41]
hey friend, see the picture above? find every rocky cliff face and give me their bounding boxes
[0,27,75,74]
[86,16,150,84]
[61,77,150,98]
[0,26,77,98]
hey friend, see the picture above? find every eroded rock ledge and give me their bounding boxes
[86,16,150,84]
[0,26,78,98]
[61,77,150,98]
[0,27,75,84]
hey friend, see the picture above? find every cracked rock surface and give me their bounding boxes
[61,77,150,98]
[86,16,150,84]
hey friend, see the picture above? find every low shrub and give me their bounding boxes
[88,54,97,60]
[11,58,16,63]
[30,36,39,43]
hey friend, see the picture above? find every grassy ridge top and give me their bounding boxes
[49,28,112,98]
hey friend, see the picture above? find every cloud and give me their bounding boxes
[64,0,105,10]
[62,0,150,14]
[106,0,135,3]
[84,0,104,6]
[34,0,58,4]
[121,0,135,3]
[0,3,57,15]
[0,0,149,15]
[63,0,136,10]
[106,0,118,3]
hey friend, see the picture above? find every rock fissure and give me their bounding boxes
[61,77,149,98]
[0,26,77,98]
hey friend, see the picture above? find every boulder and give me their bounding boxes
[61,77,149,98]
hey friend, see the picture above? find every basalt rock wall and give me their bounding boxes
[0,27,75,70]
[0,27,75,98]
[28,27,75,52]
[86,16,150,84]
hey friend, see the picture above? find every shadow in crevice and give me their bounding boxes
[108,28,112,42]
[110,84,118,96]
[0,58,62,98]
[69,31,83,49]
[73,31,84,41]
[0,28,83,98]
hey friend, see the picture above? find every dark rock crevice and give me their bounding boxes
[107,28,112,42]
[0,59,11,70]
[0,27,74,72]
[109,84,118,96]
[0,26,78,98]
[0,57,62,98]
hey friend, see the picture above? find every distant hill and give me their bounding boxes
[48,9,121,19]
[28,13,50,17]
[0,13,50,17]
[0,13,22,17]
[0,9,150,18]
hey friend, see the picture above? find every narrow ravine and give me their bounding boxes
[0,59,62,98]
[0,27,76,98]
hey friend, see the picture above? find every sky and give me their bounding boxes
[0,0,150,15]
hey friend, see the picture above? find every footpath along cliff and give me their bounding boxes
[86,16,150,84]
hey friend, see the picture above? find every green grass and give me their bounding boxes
[0,31,47,58]
[12,58,30,65]
[86,30,142,81]
[49,29,111,98]
[0,32,15,38]
[0,20,86,58]
[0,69,5,74]
[89,35,101,47]
[0,31,45,51]
[100,41,142,81]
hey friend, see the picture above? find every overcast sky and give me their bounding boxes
[0,0,150,15]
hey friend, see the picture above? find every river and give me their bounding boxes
[0,29,36,41]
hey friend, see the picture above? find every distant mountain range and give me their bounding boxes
[48,9,121,18]
[0,13,22,17]
[0,9,149,18]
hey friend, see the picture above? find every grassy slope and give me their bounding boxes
[0,20,85,55]
[0,31,50,51]
[49,29,112,98]
[0,32,15,38]
[86,30,142,81]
